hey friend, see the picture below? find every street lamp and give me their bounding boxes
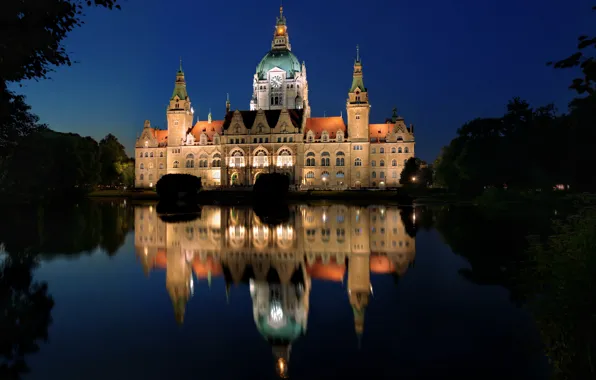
[411,176,417,182]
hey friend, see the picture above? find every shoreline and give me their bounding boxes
[87,188,464,205]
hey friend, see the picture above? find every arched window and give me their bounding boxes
[173,161,179,168]
[306,152,315,166]
[200,134,208,145]
[159,163,164,169]
[139,152,143,158]
[372,171,376,178]
[392,159,397,167]
[354,158,362,167]
[398,147,403,153]
[140,163,144,169]
[253,150,268,168]
[380,160,385,167]
[336,171,345,178]
[199,153,208,168]
[321,171,330,179]
[336,131,344,142]
[391,147,396,153]
[321,131,329,142]
[405,147,409,153]
[231,150,245,167]
[306,171,315,178]
[277,149,292,167]
[144,152,148,158]
[380,148,384,154]
[160,151,164,157]
[212,153,222,167]
[150,152,154,157]
[140,174,144,180]
[185,154,195,168]
[320,152,330,167]
[306,131,314,142]
[371,160,376,167]
[335,151,345,166]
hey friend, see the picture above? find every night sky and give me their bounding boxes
[10,0,596,161]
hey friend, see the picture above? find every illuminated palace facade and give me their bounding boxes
[134,6,415,189]
[134,204,416,377]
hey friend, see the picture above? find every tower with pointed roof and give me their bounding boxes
[167,60,194,147]
[347,45,370,142]
[166,248,193,325]
[251,5,310,114]
[347,251,372,343]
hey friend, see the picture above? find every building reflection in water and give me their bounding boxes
[135,204,416,378]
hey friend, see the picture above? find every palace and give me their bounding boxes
[134,6,416,189]
[134,204,416,377]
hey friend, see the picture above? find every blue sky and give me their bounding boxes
[12,0,596,161]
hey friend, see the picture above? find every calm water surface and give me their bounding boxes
[0,201,549,379]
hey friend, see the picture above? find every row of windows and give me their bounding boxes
[306,131,344,143]
[141,144,411,159]
[372,147,410,154]
[258,84,300,90]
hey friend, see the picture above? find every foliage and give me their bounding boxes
[0,0,121,85]
[547,5,596,96]
[0,253,54,379]
[2,130,101,201]
[0,89,46,161]
[253,173,290,200]
[433,96,596,194]
[98,134,129,186]
[156,174,202,201]
[525,201,596,379]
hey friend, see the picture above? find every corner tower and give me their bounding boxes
[167,60,194,147]
[347,46,370,142]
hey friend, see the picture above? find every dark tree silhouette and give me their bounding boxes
[547,5,596,96]
[0,254,54,379]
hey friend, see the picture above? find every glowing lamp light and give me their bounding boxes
[277,27,284,34]
[411,176,417,182]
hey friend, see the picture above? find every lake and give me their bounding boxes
[0,200,550,379]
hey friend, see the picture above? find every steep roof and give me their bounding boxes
[369,123,393,143]
[305,116,346,139]
[189,120,224,141]
[222,109,304,131]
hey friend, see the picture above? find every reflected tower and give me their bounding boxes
[166,249,193,325]
[249,262,310,378]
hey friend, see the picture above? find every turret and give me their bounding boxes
[167,59,194,147]
[346,45,370,142]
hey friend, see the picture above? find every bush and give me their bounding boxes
[253,173,290,201]
[155,174,201,201]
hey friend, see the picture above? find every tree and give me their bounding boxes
[0,90,46,171]
[547,5,596,96]
[0,254,54,379]
[399,157,421,186]
[0,0,121,85]
[2,130,100,200]
[98,134,128,186]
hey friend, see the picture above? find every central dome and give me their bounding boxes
[256,49,301,80]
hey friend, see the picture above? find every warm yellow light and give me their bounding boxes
[411,176,417,182]
[277,27,284,34]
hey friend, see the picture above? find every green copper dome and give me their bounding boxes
[256,49,301,80]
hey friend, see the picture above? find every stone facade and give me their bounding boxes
[134,7,415,189]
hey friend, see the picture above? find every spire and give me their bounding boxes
[272,3,291,50]
[171,61,188,101]
[350,45,366,94]
[208,108,212,124]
